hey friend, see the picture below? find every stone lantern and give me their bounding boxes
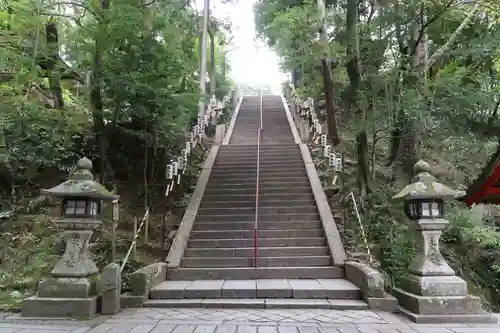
[22,157,119,318]
[392,160,495,323]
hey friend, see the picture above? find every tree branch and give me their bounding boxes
[138,0,155,8]
[43,2,96,16]
[411,0,456,56]
[428,1,482,68]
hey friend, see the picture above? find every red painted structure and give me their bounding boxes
[463,144,500,206]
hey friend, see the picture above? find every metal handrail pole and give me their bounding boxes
[254,128,261,268]
[260,93,263,130]
[254,93,264,268]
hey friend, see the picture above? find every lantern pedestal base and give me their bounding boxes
[401,274,467,297]
[397,306,497,324]
[21,296,97,318]
[38,275,101,298]
[393,279,496,323]
[21,275,101,318]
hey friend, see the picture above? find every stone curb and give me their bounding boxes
[280,94,301,144]
[222,95,244,145]
[279,94,346,266]
[345,261,398,312]
[166,145,220,269]
[126,262,168,309]
[299,143,347,266]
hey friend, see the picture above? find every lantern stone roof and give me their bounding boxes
[462,143,500,206]
[41,157,119,201]
[392,160,465,201]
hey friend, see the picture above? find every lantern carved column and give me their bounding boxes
[392,160,495,323]
[22,157,119,318]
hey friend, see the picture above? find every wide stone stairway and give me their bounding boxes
[146,95,364,309]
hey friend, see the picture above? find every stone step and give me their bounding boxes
[149,279,361,300]
[209,172,308,180]
[193,220,322,231]
[207,177,306,185]
[260,127,294,130]
[213,161,304,167]
[184,246,329,257]
[190,229,324,240]
[217,152,300,159]
[215,159,302,165]
[210,166,305,175]
[221,146,299,152]
[198,206,316,216]
[209,178,309,185]
[203,187,312,196]
[195,212,319,223]
[214,161,304,168]
[258,137,293,140]
[217,151,301,157]
[214,160,304,167]
[229,140,294,145]
[188,237,327,248]
[167,266,344,280]
[216,154,302,161]
[255,140,291,143]
[199,199,316,209]
[206,181,310,191]
[209,170,307,178]
[201,193,314,203]
[182,255,331,268]
[215,153,303,163]
[258,141,293,144]
[229,141,293,147]
[231,134,291,138]
[224,139,297,143]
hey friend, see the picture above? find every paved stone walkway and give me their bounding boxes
[0,309,499,333]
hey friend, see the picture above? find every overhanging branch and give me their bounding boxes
[427,1,482,68]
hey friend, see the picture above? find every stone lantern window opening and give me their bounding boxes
[404,199,444,220]
[62,198,100,218]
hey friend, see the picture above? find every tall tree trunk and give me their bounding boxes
[317,0,340,146]
[394,16,426,181]
[300,55,305,88]
[141,0,155,203]
[345,0,371,194]
[45,22,64,109]
[90,0,113,186]
[388,2,407,167]
[292,65,300,87]
[209,30,215,97]
[0,129,13,206]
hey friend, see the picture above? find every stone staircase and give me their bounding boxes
[145,95,365,309]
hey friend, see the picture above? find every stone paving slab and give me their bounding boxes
[0,309,498,333]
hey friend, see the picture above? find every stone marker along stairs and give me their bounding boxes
[146,95,364,309]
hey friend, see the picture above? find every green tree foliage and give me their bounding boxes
[0,0,236,308]
[254,0,500,309]
[0,0,234,206]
